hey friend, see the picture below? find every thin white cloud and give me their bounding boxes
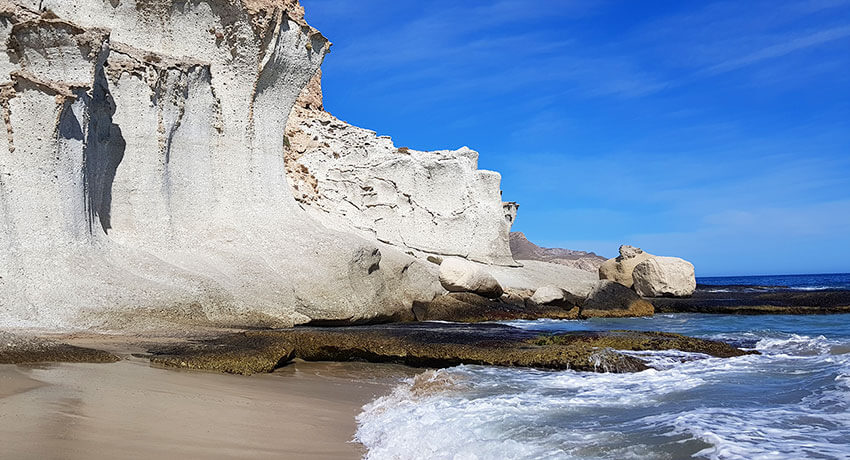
[702,25,850,75]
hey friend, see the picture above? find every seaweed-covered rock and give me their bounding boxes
[0,332,119,364]
[149,323,756,375]
[653,286,850,315]
[582,280,654,318]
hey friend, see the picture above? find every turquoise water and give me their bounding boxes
[356,314,850,459]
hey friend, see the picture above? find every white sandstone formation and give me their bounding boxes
[488,260,598,298]
[529,285,568,306]
[598,245,654,288]
[0,0,645,330]
[438,257,504,299]
[599,245,697,298]
[0,0,442,329]
[632,256,696,297]
[284,71,518,266]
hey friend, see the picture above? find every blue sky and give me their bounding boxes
[302,0,850,276]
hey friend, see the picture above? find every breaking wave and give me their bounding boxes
[355,315,850,459]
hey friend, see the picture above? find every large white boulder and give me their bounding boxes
[439,257,504,299]
[632,257,696,297]
[598,245,654,288]
[530,285,567,305]
[488,260,598,299]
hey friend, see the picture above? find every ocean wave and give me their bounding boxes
[356,358,723,459]
[641,405,850,460]
[356,328,850,459]
[754,334,849,358]
[699,331,849,358]
[789,286,845,291]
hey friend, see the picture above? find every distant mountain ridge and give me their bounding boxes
[510,232,607,272]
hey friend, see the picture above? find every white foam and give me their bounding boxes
[789,286,838,291]
[646,405,850,460]
[356,331,850,459]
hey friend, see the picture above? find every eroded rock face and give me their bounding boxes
[0,1,441,329]
[488,259,598,298]
[632,256,696,297]
[598,245,654,288]
[284,71,518,266]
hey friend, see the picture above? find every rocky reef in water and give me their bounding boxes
[148,322,757,375]
[653,286,850,315]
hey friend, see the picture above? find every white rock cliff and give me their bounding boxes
[284,71,518,266]
[0,0,630,331]
[0,0,442,329]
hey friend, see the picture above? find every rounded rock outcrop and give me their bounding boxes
[598,245,654,288]
[439,257,504,299]
[530,285,567,305]
[632,257,696,298]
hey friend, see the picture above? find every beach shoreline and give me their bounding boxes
[0,356,414,459]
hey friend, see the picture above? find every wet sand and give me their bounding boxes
[0,356,415,459]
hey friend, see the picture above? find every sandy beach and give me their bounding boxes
[0,356,415,459]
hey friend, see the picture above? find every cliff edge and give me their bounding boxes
[284,70,518,266]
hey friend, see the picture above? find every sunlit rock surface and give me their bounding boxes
[284,71,518,266]
[0,0,441,329]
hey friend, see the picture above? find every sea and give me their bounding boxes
[697,273,850,292]
[355,274,850,459]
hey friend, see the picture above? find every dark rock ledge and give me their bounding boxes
[0,331,119,364]
[148,323,756,375]
[651,287,850,315]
